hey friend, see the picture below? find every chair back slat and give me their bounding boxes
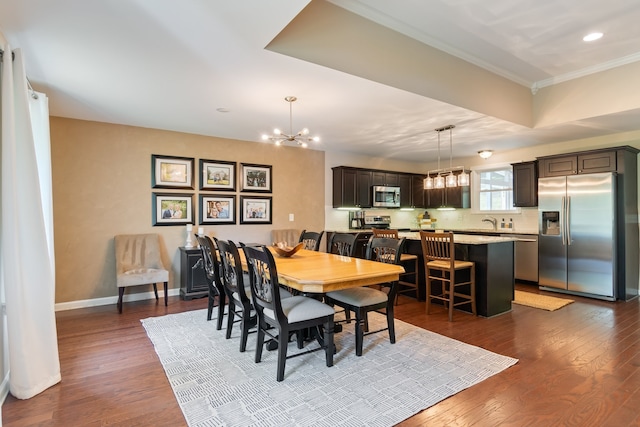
[366,237,405,265]
[420,231,455,265]
[298,229,324,251]
[328,233,357,257]
[215,239,250,303]
[371,229,399,239]
[242,244,285,320]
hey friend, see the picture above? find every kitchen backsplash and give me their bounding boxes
[325,207,539,234]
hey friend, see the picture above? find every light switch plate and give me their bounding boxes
[289,213,294,221]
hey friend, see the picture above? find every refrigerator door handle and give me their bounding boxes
[566,196,571,245]
[561,196,567,246]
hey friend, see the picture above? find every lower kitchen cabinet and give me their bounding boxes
[179,247,209,300]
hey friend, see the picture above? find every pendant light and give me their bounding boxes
[424,124,469,189]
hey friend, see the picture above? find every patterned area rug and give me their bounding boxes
[513,290,575,311]
[141,309,518,427]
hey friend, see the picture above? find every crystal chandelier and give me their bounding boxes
[261,96,320,148]
[423,125,469,190]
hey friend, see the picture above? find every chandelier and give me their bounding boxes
[423,125,469,190]
[261,96,320,148]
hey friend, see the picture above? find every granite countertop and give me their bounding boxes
[398,231,517,244]
[328,228,538,236]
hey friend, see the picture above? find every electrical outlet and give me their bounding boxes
[289,213,294,221]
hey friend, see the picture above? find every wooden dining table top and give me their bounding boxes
[240,248,405,294]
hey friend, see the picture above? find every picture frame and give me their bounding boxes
[241,163,272,192]
[199,159,236,191]
[152,155,194,189]
[152,193,194,226]
[240,196,272,224]
[200,194,236,225]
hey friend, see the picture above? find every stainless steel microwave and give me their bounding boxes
[372,185,400,208]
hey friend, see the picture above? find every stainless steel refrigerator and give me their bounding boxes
[538,172,616,300]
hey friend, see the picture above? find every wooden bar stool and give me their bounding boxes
[371,229,418,304]
[419,231,476,321]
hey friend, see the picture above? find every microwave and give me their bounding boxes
[372,185,400,208]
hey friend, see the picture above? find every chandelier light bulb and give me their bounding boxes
[273,128,282,136]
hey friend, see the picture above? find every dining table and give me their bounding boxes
[240,247,405,294]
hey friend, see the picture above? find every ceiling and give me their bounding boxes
[1,0,640,163]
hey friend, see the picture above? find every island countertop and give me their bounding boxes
[398,232,517,245]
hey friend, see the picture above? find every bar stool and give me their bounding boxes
[371,229,419,304]
[419,231,476,321]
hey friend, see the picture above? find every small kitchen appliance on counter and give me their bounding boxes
[364,215,391,229]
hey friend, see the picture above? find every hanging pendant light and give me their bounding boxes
[434,174,445,189]
[458,170,470,186]
[261,96,320,147]
[423,176,434,189]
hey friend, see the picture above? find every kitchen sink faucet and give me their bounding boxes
[482,216,497,231]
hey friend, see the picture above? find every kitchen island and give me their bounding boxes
[399,232,515,317]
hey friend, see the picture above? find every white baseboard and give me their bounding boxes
[54,288,182,312]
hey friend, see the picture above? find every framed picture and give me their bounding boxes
[152,193,194,226]
[199,159,236,191]
[152,155,194,189]
[200,194,236,224]
[240,196,272,224]
[241,163,272,192]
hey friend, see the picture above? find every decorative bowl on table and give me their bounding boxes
[272,242,304,257]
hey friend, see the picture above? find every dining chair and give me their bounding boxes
[114,233,169,313]
[298,229,324,251]
[419,231,476,321]
[327,232,358,256]
[242,244,335,382]
[195,235,226,330]
[371,228,419,304]
[215,238,256,352]
[324,237,403,356]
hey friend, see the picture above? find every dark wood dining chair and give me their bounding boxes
[420,231,476,321]
[299,229,324,251]
[215,238,256,352]
[195,235,226,330]
[324,237,403,356]
[242,244,335,382]
[371,228,419,304]
[327,232,358,256]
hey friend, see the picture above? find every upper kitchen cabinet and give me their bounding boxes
[512,161,538,207]
[332,167,372,208]
[411,175,426,208]
[538,149,618,177]
[372,171,399,186]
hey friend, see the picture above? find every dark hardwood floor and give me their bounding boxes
[3,284,640,426]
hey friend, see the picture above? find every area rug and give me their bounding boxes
[513,290,574,311]
[141,309,518,427]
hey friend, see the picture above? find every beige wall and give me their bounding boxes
[51,117,325,304]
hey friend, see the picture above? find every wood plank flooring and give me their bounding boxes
[3,284,640,426]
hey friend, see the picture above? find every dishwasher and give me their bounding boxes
[500,234,538,283]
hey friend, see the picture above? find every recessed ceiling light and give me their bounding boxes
[583,32,603,42]
[216,108,230,113]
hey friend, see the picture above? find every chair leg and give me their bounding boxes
[387,304,396,344]
[470,264,477,315]
[355,311,365,357]
[255,319,265,363]
[226,302,235,339]
[164,282,168,306]
[117,287,125,313]
[276,328,289,382]
[216,292,225,331]
[448,271,455,322]
[425,270,432,315]
[207,292,215,321]
[324,320,334,367]
[153,283,159,300]
[239,307,251,353]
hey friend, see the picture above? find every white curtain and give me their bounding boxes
[1,42,60,399]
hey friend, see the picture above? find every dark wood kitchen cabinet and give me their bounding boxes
[512,161,538,207]
[538,149,617,177]
[332,167,372,208]
[372,171,398,186]
[411,175,426,208]
[179,247,208,300]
